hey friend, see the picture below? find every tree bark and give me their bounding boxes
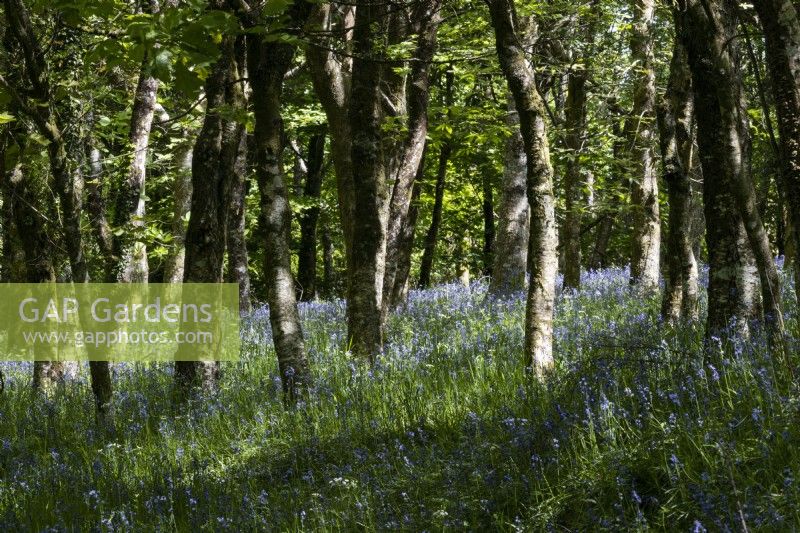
[677,0,783,337]
[382,0,442,311]
[562,67,589,289]
[418,69,454,289]
[306,4,356,270]
[246,0,313,398]
[112,66,157,282]
[163,137,193,283]
[174,33,243,394]
[488,0,558,373]
[297,128,326,302]
[657,31,699,323]
[627,0,661,291]
[347,0,390,361]
[418,139,450,289]
[482,170,495,276]
[391,179,422,306]
[753,0,800,305]
[225,132,251,314]
[490,96,529,296]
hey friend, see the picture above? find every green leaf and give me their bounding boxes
[152,50,173,82]
[0,113,16,125]
[263,0,291,16]
[174,61,205,97]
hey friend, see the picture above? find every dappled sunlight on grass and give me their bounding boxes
[1,267,799,530]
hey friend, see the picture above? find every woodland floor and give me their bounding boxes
[1,267,799,531]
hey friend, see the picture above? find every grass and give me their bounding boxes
[1,266,799,531]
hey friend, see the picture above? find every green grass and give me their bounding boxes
[1,268,799,531]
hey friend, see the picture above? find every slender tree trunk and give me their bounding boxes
[589,112,626,270]
[80,140,114,414]
[418,69,454,289]
[85,132,114,278]
[347,0,390,361]
[225,132,251,314]
[163,137,193,283]
[247,1,313,398]
[174,34,243,394]
[418,140,450,289]
[482,170,495,276]
[490,96,529,296]
[488,0,558,373]
[382,0,441,312]
[562,68,589,289]
[297,128,326,302]
[112,66,157,282]
[658,115,685,322]
[753,0,800,305]
[110,0,165,283]
[320,220,334,299]
[657,31,699,322]
[391,179,422,306]
[306,4,355,269]
[627,0,661,291]
[560,3,600,288]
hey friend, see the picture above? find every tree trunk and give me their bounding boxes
[562,67,589,289]
[391,179,422,307]
[488,0,558,373]
[589,110,626,270]
[174,34,243,394]
[490,96,529,296]
[297,128,326,302]
[225,132,251,314]
[347,0,390,361]
[677,0,782,337]
[381,0,441,312]
[418,139,450,289]
[418,69,454,289]
[247,0,313,398]
[320,220,334,299]
[85,131,114,279]
[657,31,699,323]
[163,137,193,283]
[753,0,800,305]
[627,0,661,291]
[112,65,157,282]
[306,4,356,270]
[482,170,495,276]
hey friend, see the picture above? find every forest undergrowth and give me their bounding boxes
[1,266,799,531]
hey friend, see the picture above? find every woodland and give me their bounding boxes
[1,0,800,530]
